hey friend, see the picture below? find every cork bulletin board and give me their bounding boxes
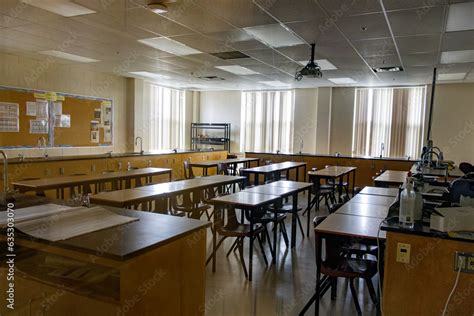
[0,86,113,148]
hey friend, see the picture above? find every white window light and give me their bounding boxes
[39,50,98,62]
[446,2,474,32]
[437,73,466,81]
[138,37,202,56]
[129,71,171,80]
[244,24,305,48]
[215,65,260,75]
[328,77,357,84]
[440,50,474,64]
[259,80,291,87]
[21,0,96,17]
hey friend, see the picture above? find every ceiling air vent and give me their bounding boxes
[198,76,226,81]
[372,66,404,73]
[210,51,250,60]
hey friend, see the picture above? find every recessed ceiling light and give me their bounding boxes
[440,50,474,64]
[39,50,98,62]
[147,2,168,14]
[259,80,291,87]
[21,0,96,17]
[215,65,260,75]
[129,71,170,80]
[372,66,404,73]
[298,59,337,70]
[328,77,357,84]
[244,24,305,48]
[138,37,202,56]
[437,73,466,81]
[446,2,474,32]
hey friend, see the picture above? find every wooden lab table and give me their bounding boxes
[359,186,400,197]
[241,161,307,185]
[189,157,260,176]
[308,166,357,198]
[373,170,408,187]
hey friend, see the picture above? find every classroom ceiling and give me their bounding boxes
[1,0,474,90]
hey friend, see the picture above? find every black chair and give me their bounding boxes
[183,159,196,179]
[299,216,378,315]
[206,205,267,279]
[459,162,473,175]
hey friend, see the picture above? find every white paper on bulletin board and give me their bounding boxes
[54,114,70,128]
[91,130,99,143]
[53,102,62,115]
[101,102,112,127]
[0,102,19,132]
[104,126,112,142]
[26,101,37,116]
[30,119,48,134]
[35,100,49,119]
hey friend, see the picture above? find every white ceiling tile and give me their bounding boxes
[388,6,446,36]
[127,7,193,37]
[396,34,441,54]
[441,49,474,63]
[318,0,382,16]
[402,53,439,66]
[383,0,447,11]
[442,30,474,51]
[365,55,401,67]
[244,24,305,48]
[353,38,396,57]
[446,2,474,32]
[254,0,325,23]
[336,13,392,40]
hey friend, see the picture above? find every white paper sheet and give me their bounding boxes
[0,102,19,132]
[53,102,62,115]
[30,119,48,134]
[15,206,138,241]
[0,203,74,228]
[36,100,49,119]
[54,114,71,128]
[26,101,37,116]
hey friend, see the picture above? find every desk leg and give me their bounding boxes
[273,208,277,264]
[249,213,254,281]
[376,240,386,316]
[204,167,208,176]
[338,176,343,202]
[212,205,218,272]
[169,171,172,182]
[255,173,260,186]
[306,188,311,236]
[291,193,298,248]
[352,170,356,196]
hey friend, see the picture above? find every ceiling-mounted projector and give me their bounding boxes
[295,43,322,81]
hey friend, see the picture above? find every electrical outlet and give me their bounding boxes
[454,252,474,273]
[59,167,64,175]
[396,243,411,263]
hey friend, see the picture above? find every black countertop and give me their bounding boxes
[3,149,224,164]
[245,151,417,162]
[11,206,211,261]
[381,219,474,243]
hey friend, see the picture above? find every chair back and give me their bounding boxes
[313,216,346,269]
[183,159,195,179]
[217,163,229,175]
[459,162,473,175]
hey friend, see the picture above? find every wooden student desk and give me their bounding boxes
[241,161,307,185]
[189,157,260,176]
[308,166,357,197]
[359,186,400,197]
[210,191,282,281]
[350,193,397,207]
[0,207,210,316]
[90,175,245,211]
[373,170,408,187]
[12,167,173,198]
[244,180,313,247]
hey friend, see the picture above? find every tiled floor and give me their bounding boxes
[203,193,379,316]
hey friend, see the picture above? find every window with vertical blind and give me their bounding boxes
[146,84,185,150]
[352,86,426,159]
[240,90,295,153]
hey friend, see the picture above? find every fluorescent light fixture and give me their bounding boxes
[39,50,98,62]
[138,37,201,56]
[299,59,337,70]
[328,77,357,84]
[129,71,170,80]
[259,80,291,87]
[446,2,474,32]
[21,0,96,17]
[215,65,260,75]
[440,50,474,64]
[437,73,466,81]
[244,24,305,48]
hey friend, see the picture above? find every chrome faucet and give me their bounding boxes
[37,136,48,158]
[135,137,144,155]
[295,135,304,154]
[18,154,24,162]
[380,143,385,158]
[422,150,440,167]
[106,151,113,158]
[276,149,281,155]
[0,150,12,203]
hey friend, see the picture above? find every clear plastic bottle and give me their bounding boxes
[413,180,424,221]
[399,179,416,228]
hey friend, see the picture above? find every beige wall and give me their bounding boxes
[329,87,355,156]
[430,83,474,164]
[0,52,130,157]
[199,90,242,153]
